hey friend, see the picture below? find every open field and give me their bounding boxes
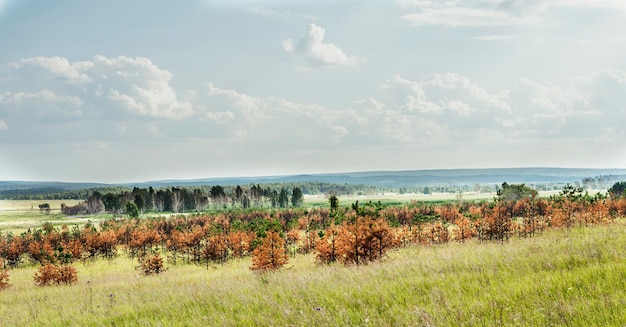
[304,192,491,208]
[304,190,569,207]
[0,199,82,213]
[0,189,599,233]
[0,200,90,233]
[1,221,625,326]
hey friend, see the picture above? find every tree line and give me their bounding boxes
[0,182,376,201]
[61,185,306,216]
[6,177,620,202]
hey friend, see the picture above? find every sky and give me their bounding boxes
[0,0,625,183]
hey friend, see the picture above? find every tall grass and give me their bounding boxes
[2,222,625,326]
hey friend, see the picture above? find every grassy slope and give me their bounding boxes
[2,223,626,326]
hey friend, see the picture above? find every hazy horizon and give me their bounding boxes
[1,1,625,183]
[2,166,626,185]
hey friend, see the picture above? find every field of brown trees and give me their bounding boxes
[1,183,625,289]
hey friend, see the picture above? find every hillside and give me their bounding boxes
[1,167,625,196]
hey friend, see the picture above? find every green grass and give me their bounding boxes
[303,191,565,208]
[2,222,626,326]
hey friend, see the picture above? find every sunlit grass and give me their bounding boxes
[0,200,90,233]
[304,190,565,208]
[2,222,625,326]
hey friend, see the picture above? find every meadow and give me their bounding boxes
[304,190,565,207]
[0,200,87,233]
[1,221,625,326]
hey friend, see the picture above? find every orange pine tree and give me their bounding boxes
[250,231,288,271]
[34,263,78,286]
[315,226,339,264]
[139,253,166,275]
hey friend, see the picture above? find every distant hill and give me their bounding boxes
[123,167,626,189]
[1,168,626,195]
[0,181,108,192]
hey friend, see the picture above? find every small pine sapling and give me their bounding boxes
[139,253,166,275]
[250,231,288,271]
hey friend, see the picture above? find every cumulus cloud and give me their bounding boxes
[90,55,193,120]
[372,70,626,146]
[3,55,193,121]
[9,56,93,84]
[0,90,83,120]
[283,24,366,68]
[2,53,625,174]
[192,82,348,143]
[381,73,510,118]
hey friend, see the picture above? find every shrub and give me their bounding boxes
[140,253,166,275]
[56,265,78,285]
[33,263,78,286]
[0,269,10,290]
[34,263,60,286]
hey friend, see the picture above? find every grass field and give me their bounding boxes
[1,221,625,326]
[303,190,566,208]
[0,200,89,233]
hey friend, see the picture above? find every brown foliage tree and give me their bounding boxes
[33,263,78,286]
[228,231,255,258]
[0,269,10,290]
[140,253,166,275]
[56,265,78,284]
[315,226,339,264]
[6,235,25,267]
[331,217,397,265]
[250,231,288,271]
[202,235,229,266]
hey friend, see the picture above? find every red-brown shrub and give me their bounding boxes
[140,253,166,275]
[0,269,10,290]
[33,263,78,286]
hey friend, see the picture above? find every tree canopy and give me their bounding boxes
[609,181,626,198]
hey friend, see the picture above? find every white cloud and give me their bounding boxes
[90,55,194,120]
[283,24,366,68]
[381,73,510,117]
[9,56,93,84]
[189,82,351,144]
[3,54,626,177]
[4,55,194,120]
[375,70,626,144]
[0,90,83,120]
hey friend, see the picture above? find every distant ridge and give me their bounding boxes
[121,167,626,188]
[2,168,626,192]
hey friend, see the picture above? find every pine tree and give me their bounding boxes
[250,231,288,271]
